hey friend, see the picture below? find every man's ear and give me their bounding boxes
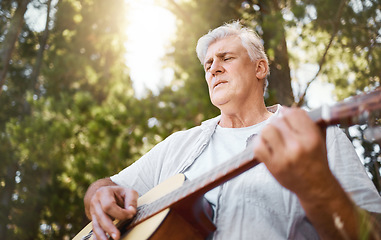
[255,59,268,80]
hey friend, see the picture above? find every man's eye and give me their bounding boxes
[224,57,233,61]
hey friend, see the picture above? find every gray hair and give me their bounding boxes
[196,21,269,90]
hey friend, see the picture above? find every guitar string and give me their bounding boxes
[128,147,254,227]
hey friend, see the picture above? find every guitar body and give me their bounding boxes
[73,174,216,240]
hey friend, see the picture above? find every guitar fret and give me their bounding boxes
[133,206,145,222]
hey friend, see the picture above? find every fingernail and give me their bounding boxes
[112,233,117,239]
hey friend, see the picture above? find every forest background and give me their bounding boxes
[0,0,380,239]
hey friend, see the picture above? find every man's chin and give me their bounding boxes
[211,98,229,109]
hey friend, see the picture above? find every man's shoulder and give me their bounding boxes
[164,115,220,142]
[159,116,220,148]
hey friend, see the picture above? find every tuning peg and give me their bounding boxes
[364,127,381,142]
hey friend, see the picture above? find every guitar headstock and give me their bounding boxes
[309,88,381,130]
[330,88,381,127]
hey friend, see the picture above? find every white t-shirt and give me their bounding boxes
[184,117,275,209]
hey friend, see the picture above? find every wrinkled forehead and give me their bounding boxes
[204,36,243,63]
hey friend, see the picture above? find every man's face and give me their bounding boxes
[203,36,262,111]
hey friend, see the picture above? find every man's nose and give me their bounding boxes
[210,61,224,75]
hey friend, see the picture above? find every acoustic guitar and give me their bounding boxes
[73,88,381,240]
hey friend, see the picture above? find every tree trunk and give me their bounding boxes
[30,0,52,96]
[266,37,294,106]
[259,0,294,106]
[0,0,30,95]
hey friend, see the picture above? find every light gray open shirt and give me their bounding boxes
[111,105,381,239]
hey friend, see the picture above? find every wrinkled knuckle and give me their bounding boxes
[290,142,304,156]
[95,187,107,198]
[126,212,135,219]
[126,188,138,200]
[89,204,97,215]
[102,201,114,213]
[130,197,138,205]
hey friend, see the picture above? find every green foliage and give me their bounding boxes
[43,0,129,101]
[1,0,380,239]
[0,0,158,238]
[3,90,157,238]
[287,0,380,100]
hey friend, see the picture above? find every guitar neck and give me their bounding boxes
[126,88,381,229]
[126,146,259,228]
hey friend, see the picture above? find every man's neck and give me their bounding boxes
[218,104,273,128]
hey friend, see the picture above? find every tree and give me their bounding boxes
[0,0,150,238]
[29,0,52,95]
[0,1,35,238]
[0,0,30,94]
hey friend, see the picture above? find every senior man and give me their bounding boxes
[83,22,381,240]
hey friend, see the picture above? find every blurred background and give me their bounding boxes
[0,0,380,239]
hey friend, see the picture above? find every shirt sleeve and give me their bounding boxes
[326,126,381,213]
[110,136,172,196]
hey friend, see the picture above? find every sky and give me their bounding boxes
[124,0,176,98]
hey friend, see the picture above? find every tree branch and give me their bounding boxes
[30,0,52,96]
[296,0,347,107]
[165,0,192,24]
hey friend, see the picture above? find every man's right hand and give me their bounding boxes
[84,179,138,240]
